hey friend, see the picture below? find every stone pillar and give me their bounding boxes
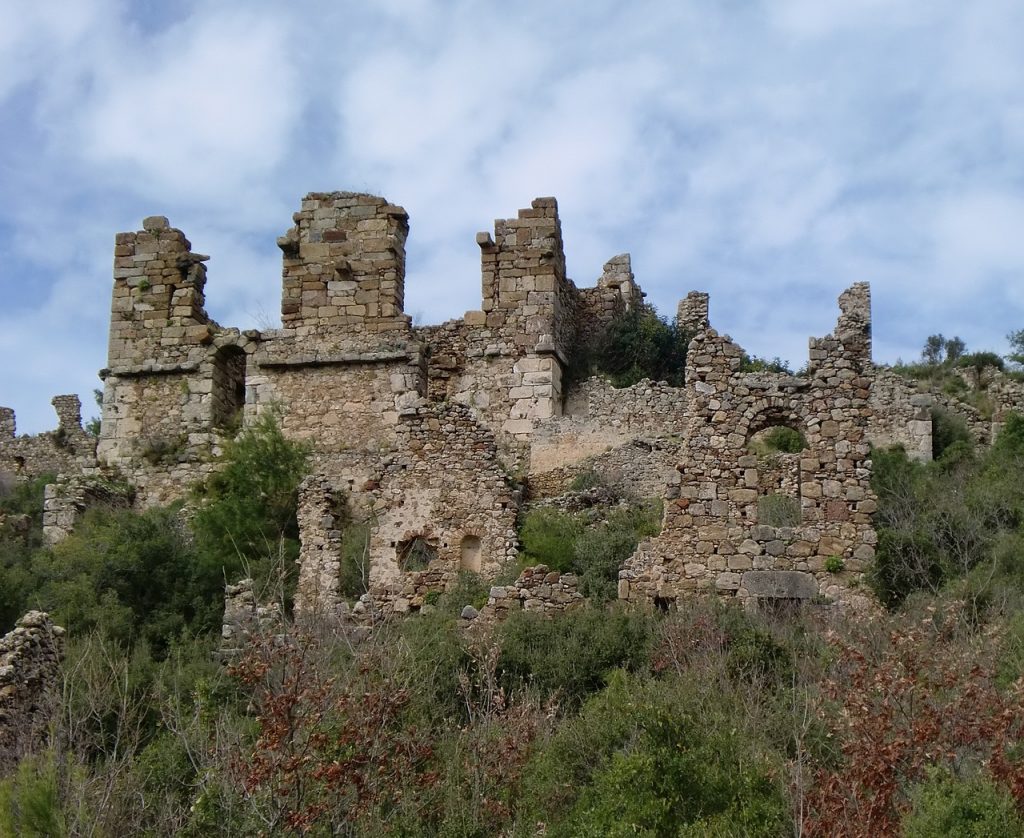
[294,475,345,618]
[677,291,710,333]
[0,612,65,773]
[51,394,82,432]
[0,407,14,438]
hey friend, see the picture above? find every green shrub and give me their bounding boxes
[573,501,662,602]
[521,672,790,837]
[497,606,654,705]
[739,354,793,375]
[191,409,310,605]
[0,752,66,838]
[932,408,972,459]
[824,555,845,573]
[519,508,582,571]
[569,469,604,491]
[957,351,1005,373]
[591,305,689,387]
[758,493,801,527]
[901,770,1022,837]
[337,520,371,600]
[31,505,211,652]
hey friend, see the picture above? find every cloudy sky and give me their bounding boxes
[2,1,1023,433]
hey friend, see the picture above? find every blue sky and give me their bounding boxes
[1,0,1023,433]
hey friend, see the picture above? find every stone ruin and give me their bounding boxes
[4,192,1024,622]
[0,612,64,773]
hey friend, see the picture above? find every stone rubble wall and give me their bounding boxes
[0,612,65,774]
[219,579,282,660]
[867,364,1024,461]
[474,565,584,622]
[868,366,934,460]
[620,283,877,611]
[0,396,98,481]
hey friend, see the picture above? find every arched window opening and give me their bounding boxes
[397,535,438,572]
[460,535,482,572]
[747,422,806,528]
[212,345,247,430]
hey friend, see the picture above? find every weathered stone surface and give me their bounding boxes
[740,571,819,600]
[0,612,65,773]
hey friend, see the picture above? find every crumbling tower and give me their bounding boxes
[276,192,411,342]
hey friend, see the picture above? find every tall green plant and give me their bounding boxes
[191,409,310,604]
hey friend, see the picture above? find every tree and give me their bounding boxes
[1007,329,1024,369]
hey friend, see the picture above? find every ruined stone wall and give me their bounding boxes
[291,401,520,621]
[868,366,934,460]
[0,612,64,774]
[220,579,282,660]
[474,565,584,623]
[42,476,133,545]
[368,402,519,600]
[868,364,1024,461]
[576,254,644,349]
[0,396,97,481]
[529,377,689,476]
[620,284,876,611]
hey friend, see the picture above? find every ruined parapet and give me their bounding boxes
[0,398,98,480]
[107,215,214,370]
[220,580,282,660]
[277,192,411,341]
[807,281,872,375]
[677,291,710,333]
[51,395,82,433]
[0,611,65,773]
[576,254,645,349]
[293,475,347,619]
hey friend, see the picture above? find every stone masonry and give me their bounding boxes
[5,193,1024,621]
[0,612,65,774]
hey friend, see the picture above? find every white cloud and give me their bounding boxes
[65,7,300,202]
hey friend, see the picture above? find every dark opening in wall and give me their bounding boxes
[397,535,438,572]
[460,535,482,572]
[212,346,246,430]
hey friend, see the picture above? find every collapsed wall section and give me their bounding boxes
[620,283,877,611]
[0,612,64,774]
[0,396,97,480]
[291,401,520,622]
